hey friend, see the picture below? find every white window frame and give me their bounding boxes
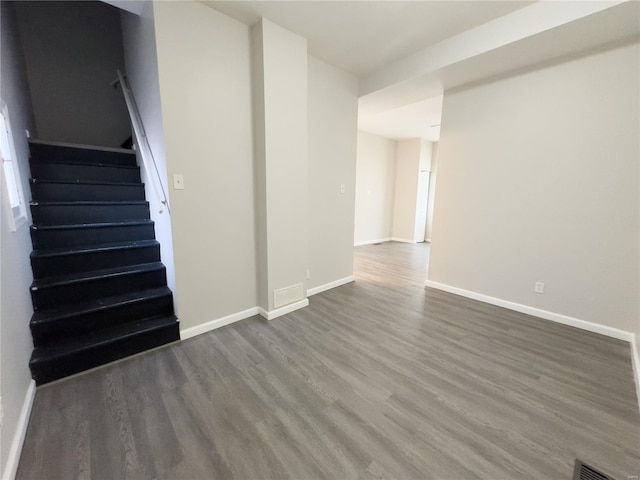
[1,103,28,232]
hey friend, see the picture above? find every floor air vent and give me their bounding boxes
[573,459,614,480]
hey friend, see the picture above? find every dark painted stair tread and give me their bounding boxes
[30,200,148,206]
[30,220,156,250]
[31,286,172,325]
[29,141,136,167]
[29,161,141,184]
[31,179,143,186]
[30,240,160,279]
[31,219,154,231]
[30,159,139,170]
[31,239,159,258]
[30,179,146,202]
[30,315,179,363]
[30,201,151,226]
[29,286,174,347]
[31,261,165,290]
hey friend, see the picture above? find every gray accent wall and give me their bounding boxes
[14,1,130,147]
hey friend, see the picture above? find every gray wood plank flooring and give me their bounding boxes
[17,241,640,479]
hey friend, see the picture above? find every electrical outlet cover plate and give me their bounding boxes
[173,174,184,190]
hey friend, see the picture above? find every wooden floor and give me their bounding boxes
[17,242,640,479]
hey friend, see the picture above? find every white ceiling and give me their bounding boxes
[203,1,640,142]
[358,95,443,142]
[204,1,534,76]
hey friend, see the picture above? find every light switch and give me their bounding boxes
[340,183,345,194]
[173,174,185,190]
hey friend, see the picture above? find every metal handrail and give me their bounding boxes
[115,70,170,215]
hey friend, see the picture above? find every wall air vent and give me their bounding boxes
[273,283,304,309]
[572,459,614,480]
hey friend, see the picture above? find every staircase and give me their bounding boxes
[27,140,180,385]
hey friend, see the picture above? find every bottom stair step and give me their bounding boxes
[30,287,174,347]
[30,315,180,385]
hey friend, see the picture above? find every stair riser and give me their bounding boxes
[31,267,167,310]
[30,322,180,385]
[30,162,141,183]
[31,223,155,250]
[31,203,150,226]
[31,182,145,202]
[30,143,137,166]
[31,294,174,347]
[31,244,161,279]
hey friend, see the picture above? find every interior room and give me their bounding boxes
[1,1,638,479]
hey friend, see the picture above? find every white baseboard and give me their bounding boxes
[258,298,309,321]
[631,336,640,410]
[425,280,635,342]
[180,307,260,340]
[354,238,391,247]
[2,380,36,480]
[307,276,355,297]
[391,237,416,244]
[426,279,640,413]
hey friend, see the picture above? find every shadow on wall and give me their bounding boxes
[14,0,131,147]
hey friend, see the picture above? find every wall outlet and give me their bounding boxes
[534,282,545,294]
[173,174,185,190]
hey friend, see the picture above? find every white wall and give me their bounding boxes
[425,142,439,242]
[354,131,397,245]
[0,2,36,477]
[120,3,176,304]
[308,56,358,290]
[414,140,432,242]
[251,20,269,311]
[153,2,257,331]
[252,19,309,313]
[430,42,639,338]
[392,139,421,242]
[392,138,433,242]
[14,1,130,147]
